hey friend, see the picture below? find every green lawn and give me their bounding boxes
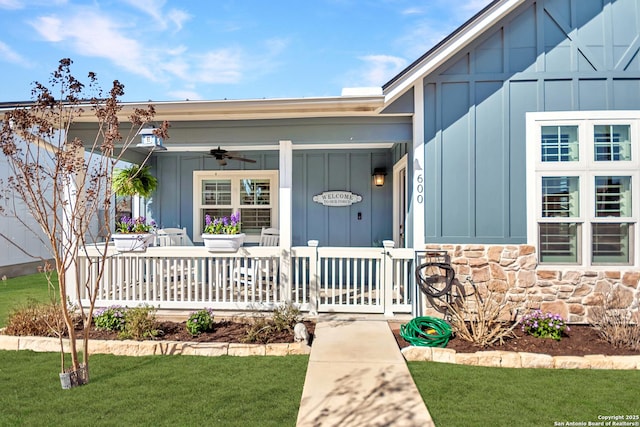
[0,350,308,426]
[3,273,640,426]
[0,272,55,327]
[409,361,640,427]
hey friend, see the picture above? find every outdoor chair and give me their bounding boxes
[236,228,280,293]
[156,227,194,246]
[258,227,280,246]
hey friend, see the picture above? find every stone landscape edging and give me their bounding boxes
[0,334,311,357]
[401,346,640,369]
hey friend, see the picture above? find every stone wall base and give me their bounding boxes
[422,244,640,323]
[0,335,311,357]
[401,346,640,370]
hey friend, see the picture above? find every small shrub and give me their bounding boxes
[446,282,522,347]
[242,317,274,343]
[119,305,160,340]
[242,303,303,343]
[590,294,640,351]
[4,299,68,337]
[186,308,215,336]
[272,302,301,332]
[520,310,569,341]
[4,299,70,337]
[93,305,127,332]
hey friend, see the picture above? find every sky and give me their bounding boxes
[0,0,489,103]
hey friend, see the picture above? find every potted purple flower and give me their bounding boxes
[112,216,156,252]
[201,212,245,252]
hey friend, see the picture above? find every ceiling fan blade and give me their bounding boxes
[225,154,257,163]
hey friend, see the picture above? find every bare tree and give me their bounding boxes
[0,58,169,386]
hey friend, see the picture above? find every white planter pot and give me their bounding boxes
[112,233,154,252]
[201,233,245,252]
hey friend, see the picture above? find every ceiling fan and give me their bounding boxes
[208,147,257,166]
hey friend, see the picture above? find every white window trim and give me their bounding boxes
[526,111,640,268]
[193,170,279,243]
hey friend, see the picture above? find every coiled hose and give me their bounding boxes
[399,316,452,347]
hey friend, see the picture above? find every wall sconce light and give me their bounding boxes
[372,168,387,187]
[136,127,167,151]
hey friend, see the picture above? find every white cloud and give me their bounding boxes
[191,49,244,84]
[167,89,202,101]
[119,0,190,31]
[394,0,490,60]
[460,0,489,15]
[401,7,425,16]
[356,54,407,86]
[30,11,157,80]
[167,9,190,31]
[0,40,32,67]
[27,4,287,97]
[263,37,289,56]
[0,0,67,9]
[0,0,22,9]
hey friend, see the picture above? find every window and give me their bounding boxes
[193,171,278,243]
[527,112,638,266]
[594,125,631,161]
[541,126,579,162]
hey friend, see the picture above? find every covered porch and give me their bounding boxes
[68,94,418,315]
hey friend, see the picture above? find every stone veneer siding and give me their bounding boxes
[423,244,640,323]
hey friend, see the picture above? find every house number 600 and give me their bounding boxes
[416,174,424,204]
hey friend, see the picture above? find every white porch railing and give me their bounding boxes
[77,244,416,315]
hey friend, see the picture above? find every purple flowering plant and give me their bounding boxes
[520,309,570,341]
[115,216,156,234]
[203,211,241,235]
[186,308,215,336]
[93,305,127,332]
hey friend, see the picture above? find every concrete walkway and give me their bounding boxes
[296,316,435,427]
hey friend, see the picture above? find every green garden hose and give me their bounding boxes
[399,316,452,347]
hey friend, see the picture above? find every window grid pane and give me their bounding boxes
[202,180,231,205]
[594,125,631,161]
[541,126,579,162]
[592,223,631,264]
[240,179,271,206]
[539,223,579,263]
[239,208,272,234]
[595,176,631,217]
[542,176,579,217]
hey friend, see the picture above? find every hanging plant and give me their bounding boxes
[112,165,158,197]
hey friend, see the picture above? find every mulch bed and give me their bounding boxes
[388,322,640,356]
[82,320,316,344]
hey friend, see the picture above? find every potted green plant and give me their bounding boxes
[112,215,156,251]
[112,165,157,197]
[201,212,245,251]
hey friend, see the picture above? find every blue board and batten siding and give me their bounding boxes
[151,150,394,246]
[144,116,411,246]
[421,0,640,244]
[292,150,393,246]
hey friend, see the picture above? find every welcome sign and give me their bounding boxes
[313,191,362,207]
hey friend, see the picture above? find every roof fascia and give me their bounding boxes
[383,0,527,105]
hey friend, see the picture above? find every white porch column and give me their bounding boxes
[412,81,426,249]
[279,140,293,302]
[411,82,426,317]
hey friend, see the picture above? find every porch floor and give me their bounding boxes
[296,315,434,426]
